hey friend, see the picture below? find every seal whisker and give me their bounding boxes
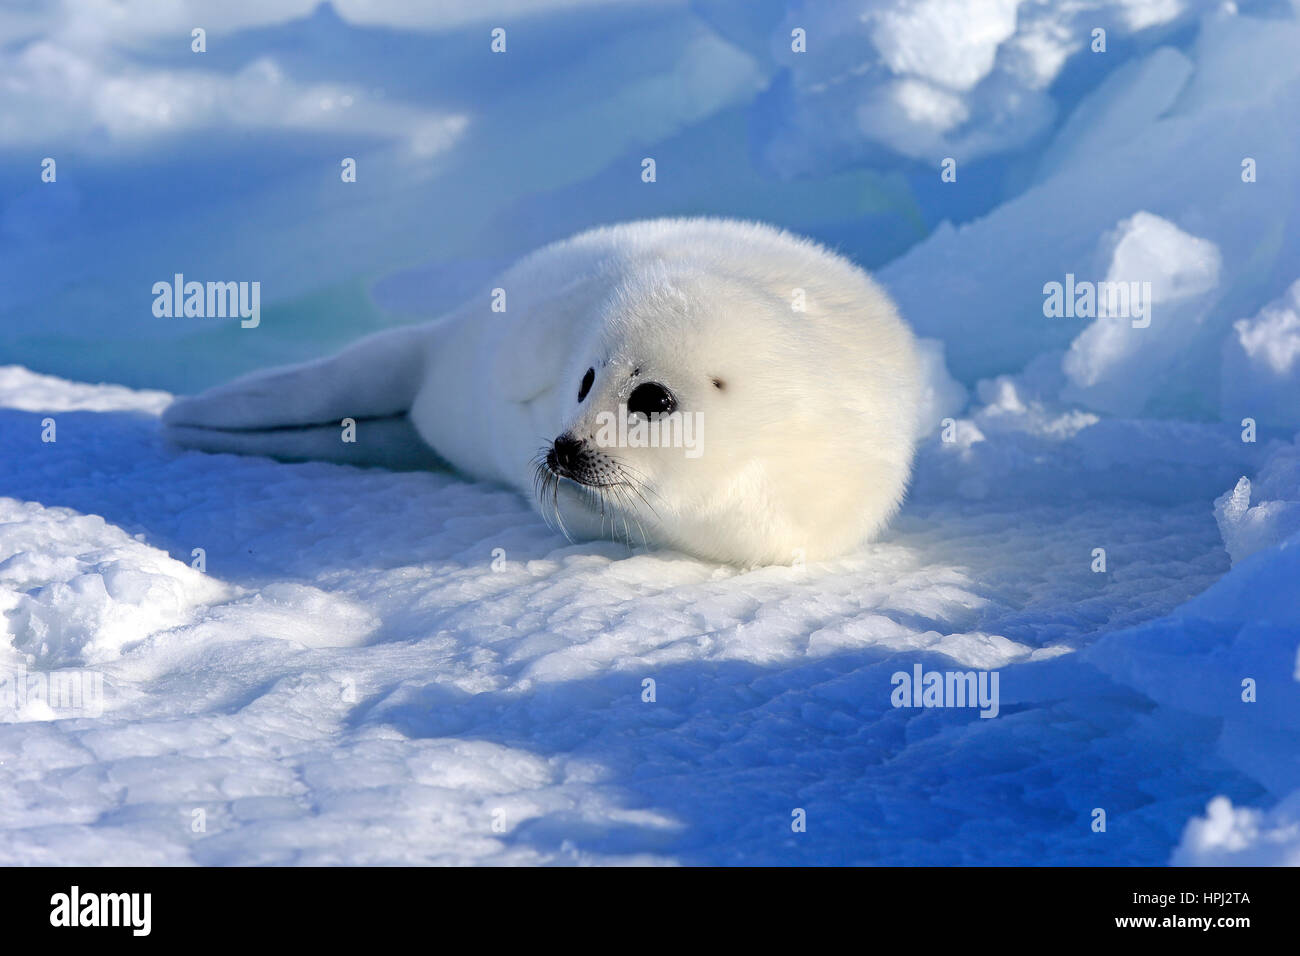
[551,473,575,542]
[622,483,659,532]
[609,482,650,548]
[602,457,665,516]
[612,486,635,547]
[608,470,661,526]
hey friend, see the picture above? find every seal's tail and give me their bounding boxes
[162,323,444,470]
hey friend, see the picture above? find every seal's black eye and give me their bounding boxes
[577,367,594,403]
[627,382,676,417]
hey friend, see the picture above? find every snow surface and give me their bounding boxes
[1,365,1295,864]
[2,0,1298,865]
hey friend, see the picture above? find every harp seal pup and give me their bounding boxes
[163,218,922,566]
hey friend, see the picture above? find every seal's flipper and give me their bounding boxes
[163,416,445,471]
[163,323,441,469]
[164,324,433,431]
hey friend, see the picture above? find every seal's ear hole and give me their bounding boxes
[577,367,595,403]
[712,378,725,390]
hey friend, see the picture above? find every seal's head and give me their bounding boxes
[535,242,922,566]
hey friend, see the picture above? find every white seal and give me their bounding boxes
[164,218,922,565]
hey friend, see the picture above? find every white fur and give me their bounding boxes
[164,218,922,565]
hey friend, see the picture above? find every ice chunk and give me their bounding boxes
[1221,279,1300,430]
[1212,434,1300,564]
[1061,212,1222,414]
[912,336,969,436]
[882,11,1300,404]
[744,0,1216,173]
[1172,794,1300,866]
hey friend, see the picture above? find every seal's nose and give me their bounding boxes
[550,433,582,471]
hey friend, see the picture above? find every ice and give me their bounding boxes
[912,337,969,435]
[715,0,1218,173]
[1213,434,1300,564]
[881,8,1300,410]
[0,498,229,669]
[1032,47,1193,184]
[1222,279,1300,430]
[0,370,1280,864]
[0,3,769,392]
[3,0,1299,865]
[870,0,1020,91]
[0,365,171,415]
[1061,211,1223,415]
[1173,794,1300,866]
[1088,506,1300,865]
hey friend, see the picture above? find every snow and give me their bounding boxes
[880,5,1300,404]
[2,0,1298,865]
[0,498,229,670]
[1222,279,1300,430]
[0,367,1288,865]
[1089,478,1300,864]
[1061,211,1223,414]
[722,0,1218,172]
[1213,433,1300,565]
[1173,795,1300,866]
